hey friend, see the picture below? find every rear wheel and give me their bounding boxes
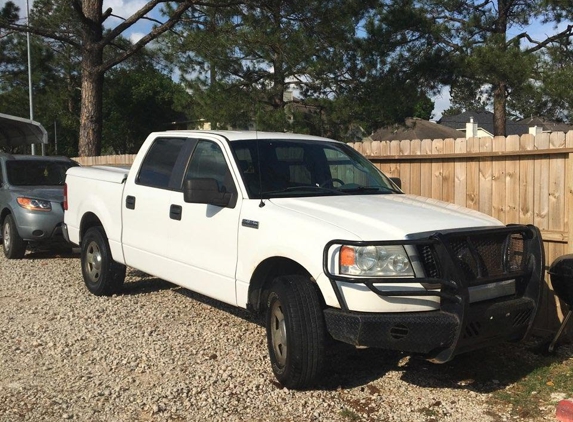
[2,214,27,259]
[81,226,125,296]
[265,275,326,389]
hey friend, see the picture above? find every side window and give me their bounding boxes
[184,141,236,193]
[137,138,187,189]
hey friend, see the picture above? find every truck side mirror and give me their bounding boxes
[183,178,235,208]
[390,177,402,189]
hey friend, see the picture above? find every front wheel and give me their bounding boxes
[266,275,326,389]
[2,214,27,259]
[81,226,126,296]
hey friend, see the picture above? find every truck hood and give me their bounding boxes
[270,194,502,240]
[9,186,64,202]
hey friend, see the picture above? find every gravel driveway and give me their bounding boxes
[0,251,558,421]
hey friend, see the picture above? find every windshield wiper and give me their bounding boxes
[339,185,402,194]
[261,185,344,196]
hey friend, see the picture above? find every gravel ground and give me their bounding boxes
[0,250,566,421]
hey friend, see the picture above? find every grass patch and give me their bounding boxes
[339,408,360,421]
[490,345,573,419]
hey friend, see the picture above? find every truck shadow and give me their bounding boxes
[118,270,572,394]
[23,248,80,259]
[317,338,573,393]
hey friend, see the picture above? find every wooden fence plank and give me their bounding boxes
[549,132,566,235]
[454,137,467,207]
[505,135,520,224]
[420,139,433,198]
[519,135,535,224]
[432,139,444,200]
[399,140,411,193]
[534,133,550,231]
[389,141,401,178]
[371,141,381,156]
[492,136,506,221]
[479,137,493,215]
[410,139,421,195]
[466,137,480,210]
[443,138,455,204]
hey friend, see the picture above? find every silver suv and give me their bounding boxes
[0,153,78,258]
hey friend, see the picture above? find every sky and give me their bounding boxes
[2,0,571,120]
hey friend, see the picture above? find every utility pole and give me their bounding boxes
[26,0,37,155]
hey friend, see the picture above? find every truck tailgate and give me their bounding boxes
[67,166,129,183]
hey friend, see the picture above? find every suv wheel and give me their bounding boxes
[2,214,27,259]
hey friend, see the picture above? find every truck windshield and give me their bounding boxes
[6,160,76,186]
[230,139,401,199]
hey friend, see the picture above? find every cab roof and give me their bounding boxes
[159,130,339,143]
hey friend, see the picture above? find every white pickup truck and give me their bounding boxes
[64,130,545,389]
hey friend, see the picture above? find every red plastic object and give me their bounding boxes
[557,399,573,422]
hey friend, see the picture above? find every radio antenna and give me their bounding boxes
[255,101,265,208]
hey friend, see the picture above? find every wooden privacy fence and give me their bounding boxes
[73,154,136,167]
[349,131,573,334]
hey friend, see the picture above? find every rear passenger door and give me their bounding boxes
[121,137,194,272]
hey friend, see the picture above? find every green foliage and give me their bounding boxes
[415,0,573,130]
[102,64,191,154]
[0,1,191,156]
[163,0,378,136]
[511,40,573,122]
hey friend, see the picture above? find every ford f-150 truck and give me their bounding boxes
[63,131,545,389]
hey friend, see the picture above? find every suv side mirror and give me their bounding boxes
[183,178,236,208]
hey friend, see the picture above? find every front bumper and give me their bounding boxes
[324,296,535,361]
[11,202,68,244]
[322,225,545,362]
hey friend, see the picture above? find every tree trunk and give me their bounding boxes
[78,53,104,156]
[78,0,104,157]
[493,81,507,136]
[492,0,509,137]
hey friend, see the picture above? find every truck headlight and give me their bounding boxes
[340,245,414,276]
[17,197,52,212]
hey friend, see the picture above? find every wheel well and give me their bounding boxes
[247,257,323,314]
[80,212,104,242]
[0,208,10,226]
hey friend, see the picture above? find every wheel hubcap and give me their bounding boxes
[85,240,102,282]
[270,300,287,367]
[3,222,10,250]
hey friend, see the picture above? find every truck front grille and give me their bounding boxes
[417,231,527,287]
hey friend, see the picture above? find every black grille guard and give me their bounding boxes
[323,225,544,313]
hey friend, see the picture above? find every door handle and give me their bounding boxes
[126,195,136,210]
[170,204,182,221]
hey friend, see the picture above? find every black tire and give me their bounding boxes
[2,214,27,259]
[81,226,126,296]
[265,275,326,389]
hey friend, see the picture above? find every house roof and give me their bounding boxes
[439,110,529,136]
[517,116,572,133]
[0,113,48,148]
[370,117,463,142]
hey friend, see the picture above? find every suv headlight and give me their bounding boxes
[340,245,414,276]
[17,197,52,212]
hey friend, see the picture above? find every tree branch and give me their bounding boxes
[0,21,81,48]
[100,1,193,72]
[101,0,167,45]
[515,24,573,53]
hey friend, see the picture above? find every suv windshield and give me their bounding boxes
[230,139,400,199]
[6,160,76,186]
